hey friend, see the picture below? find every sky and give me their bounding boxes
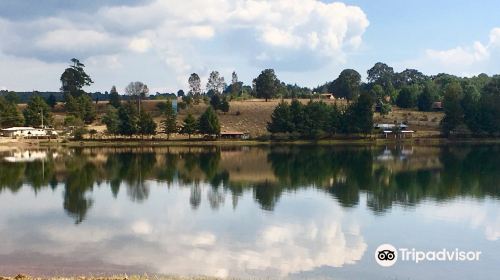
[0,0,499,93]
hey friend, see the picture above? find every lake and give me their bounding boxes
[0,144,498,279]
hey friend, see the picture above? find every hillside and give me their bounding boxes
[36,99,443,138]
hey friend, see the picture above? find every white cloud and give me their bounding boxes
[0,0,369,91]
[128,37,152,53]
[399,27,500,76]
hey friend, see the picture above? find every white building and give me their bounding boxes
[1,127,57,138]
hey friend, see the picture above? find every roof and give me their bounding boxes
[1,127,36,131]
[375,123,408,129]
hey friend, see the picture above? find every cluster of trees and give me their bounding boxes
[267,92,374,139]
[102,96,221,139]
[0,93,52,128]
[162,105,222,139]
[102,82,157,137]
[441,76,500,136]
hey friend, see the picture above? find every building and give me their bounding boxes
[374,123,414,138]
[1,127,57,138]
[374,123,408,130]
[319,93,335,100]
[432,101,443,111]
[220,131,250,140]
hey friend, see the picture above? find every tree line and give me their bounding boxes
[267,92,373,139]
[1,58,499,138]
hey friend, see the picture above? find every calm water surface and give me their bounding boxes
[0,145,498,279]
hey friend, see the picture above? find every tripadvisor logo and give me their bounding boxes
[375,244,482,267]
[375,244,397,267]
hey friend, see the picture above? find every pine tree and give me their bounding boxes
[162,100,177,139]
[198,107,220,136]
[109,86,121,108]
[0,96,23,128]
[138,111,157,136]
[441,82,464,136]
[23,95,51,127]
[219,97,230,114]
[181,114,198,139]
[102,106,120,135]
[118,103,138,136]
[267,101,292,133]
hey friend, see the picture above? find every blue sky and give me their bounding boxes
[0,0,499,93]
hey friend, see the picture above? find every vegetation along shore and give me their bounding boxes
[1,60,499,144]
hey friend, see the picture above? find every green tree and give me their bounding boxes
[343,92,374,134]
[180,114,198,139]
[352,92,374,134]
[46,94,57,108]
[302,101,331,138]
[23,95,51,127]
[254,69,280,101]
[370,84,386,102]
[396,85,419,108]
[219,97,230,114]
[417,81,437,111]
[461,83,480,132]
[380,103,392,117]
[393,69,427,88]
[118,103,138,136]
[65,94,96,124]
[162,100,177,139]
[5,91,20,104]
[441,82,464,136]
[328,103,342,135]
[0,97,23,128]
[138,111,157,136]
[198,107,220,136]
[64,115,84,127]
[210,94,221,109]
[290,99,305,133]
[102,106,120,135]
[367,62,394,89]
[478,76,500,134]
[267,101,292,133]
[331,69,361,100]
[109,85,121,108]
[60,58,93,98]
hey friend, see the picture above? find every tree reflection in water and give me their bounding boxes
[0,144,499,224]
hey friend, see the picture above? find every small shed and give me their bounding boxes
[432,102,443,111]
[220,131,250,140]
[319,93,335,100]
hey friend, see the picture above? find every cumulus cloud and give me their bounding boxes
[399,27,500,76]
[0,0,369,90]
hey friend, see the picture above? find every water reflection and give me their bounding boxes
[1,145,499,224]
[0,145,499,278]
